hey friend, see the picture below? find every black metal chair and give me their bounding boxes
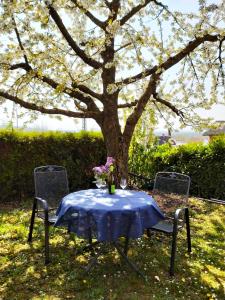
[28,165,69,264]
[147,172,191,276]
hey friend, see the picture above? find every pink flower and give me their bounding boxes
[105,157,115,167]
[92,165,107,175]
[93,157,115,179]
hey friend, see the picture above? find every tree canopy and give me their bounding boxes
[0,0,225,175]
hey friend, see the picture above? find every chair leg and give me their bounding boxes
[185,208,191,253]
[28,200,37,242]
[44,219,50,264]
[146,228,151,238]
[88,227,95,257]
[170,221,178,276]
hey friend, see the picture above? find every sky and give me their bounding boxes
[0,0,224,133]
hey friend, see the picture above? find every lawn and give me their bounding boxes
[0,198,225,300]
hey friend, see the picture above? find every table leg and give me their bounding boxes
[76,217,96,254]
[78,226,101,273]
[88,227,95,257]
[78,240,146,280]
[113,241,146,280]
[124,236,129,256]
[75,241,100,255]
[84,256,99,273]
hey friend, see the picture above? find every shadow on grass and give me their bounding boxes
[0,200,225,299]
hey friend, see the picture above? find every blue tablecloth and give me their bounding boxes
[55,189,164,242]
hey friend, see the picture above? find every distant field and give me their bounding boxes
[173,133,207,144]
[0,125,209,144]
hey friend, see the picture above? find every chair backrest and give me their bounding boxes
[153,172,191,215]
[34,165,69,209]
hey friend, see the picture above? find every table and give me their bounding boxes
[54,188,165,278]
[55,189,164,240]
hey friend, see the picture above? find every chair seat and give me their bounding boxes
[150,220,183,234]
[37,213,57,224]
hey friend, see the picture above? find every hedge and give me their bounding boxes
[0,130,106,202]
[129,136,225,199]
[1,130,224,202]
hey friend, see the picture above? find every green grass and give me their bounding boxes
[0,198,225,300]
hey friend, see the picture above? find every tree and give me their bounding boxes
[0,0,224,178]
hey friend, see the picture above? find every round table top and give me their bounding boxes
[57,188,156,212]
[55,188,165,242]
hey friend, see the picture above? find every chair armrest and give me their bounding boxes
[174,207,186,221]
[35,197,49,214]
[173,207,189,232]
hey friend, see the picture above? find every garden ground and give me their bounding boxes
[0,198,225,300]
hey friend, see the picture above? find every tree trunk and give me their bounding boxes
[104,134,130,184]
[101,113,130,184]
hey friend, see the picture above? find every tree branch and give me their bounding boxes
[12,16,30,67]
[152,93,184,118]
[0,90,100,118]
[123,74,159,143]
[71,82,103,101]
[115,42,132,53]
[217,37,225,85]
[151,0,185,31]
[153,101,174,128]
[70,0,106,30]
[9,63,31,71]
[105,0,120,24]
[46,2,102,69]
[5,62,101,111]
[117,100,138,108]
[120,0,153,26]
[104,0,111,9]
[40,75,101,112]
[117,34,223,86]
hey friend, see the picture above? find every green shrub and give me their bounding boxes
[0,130,106,202]
[129,137,225,199]
[1,129,224,201]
